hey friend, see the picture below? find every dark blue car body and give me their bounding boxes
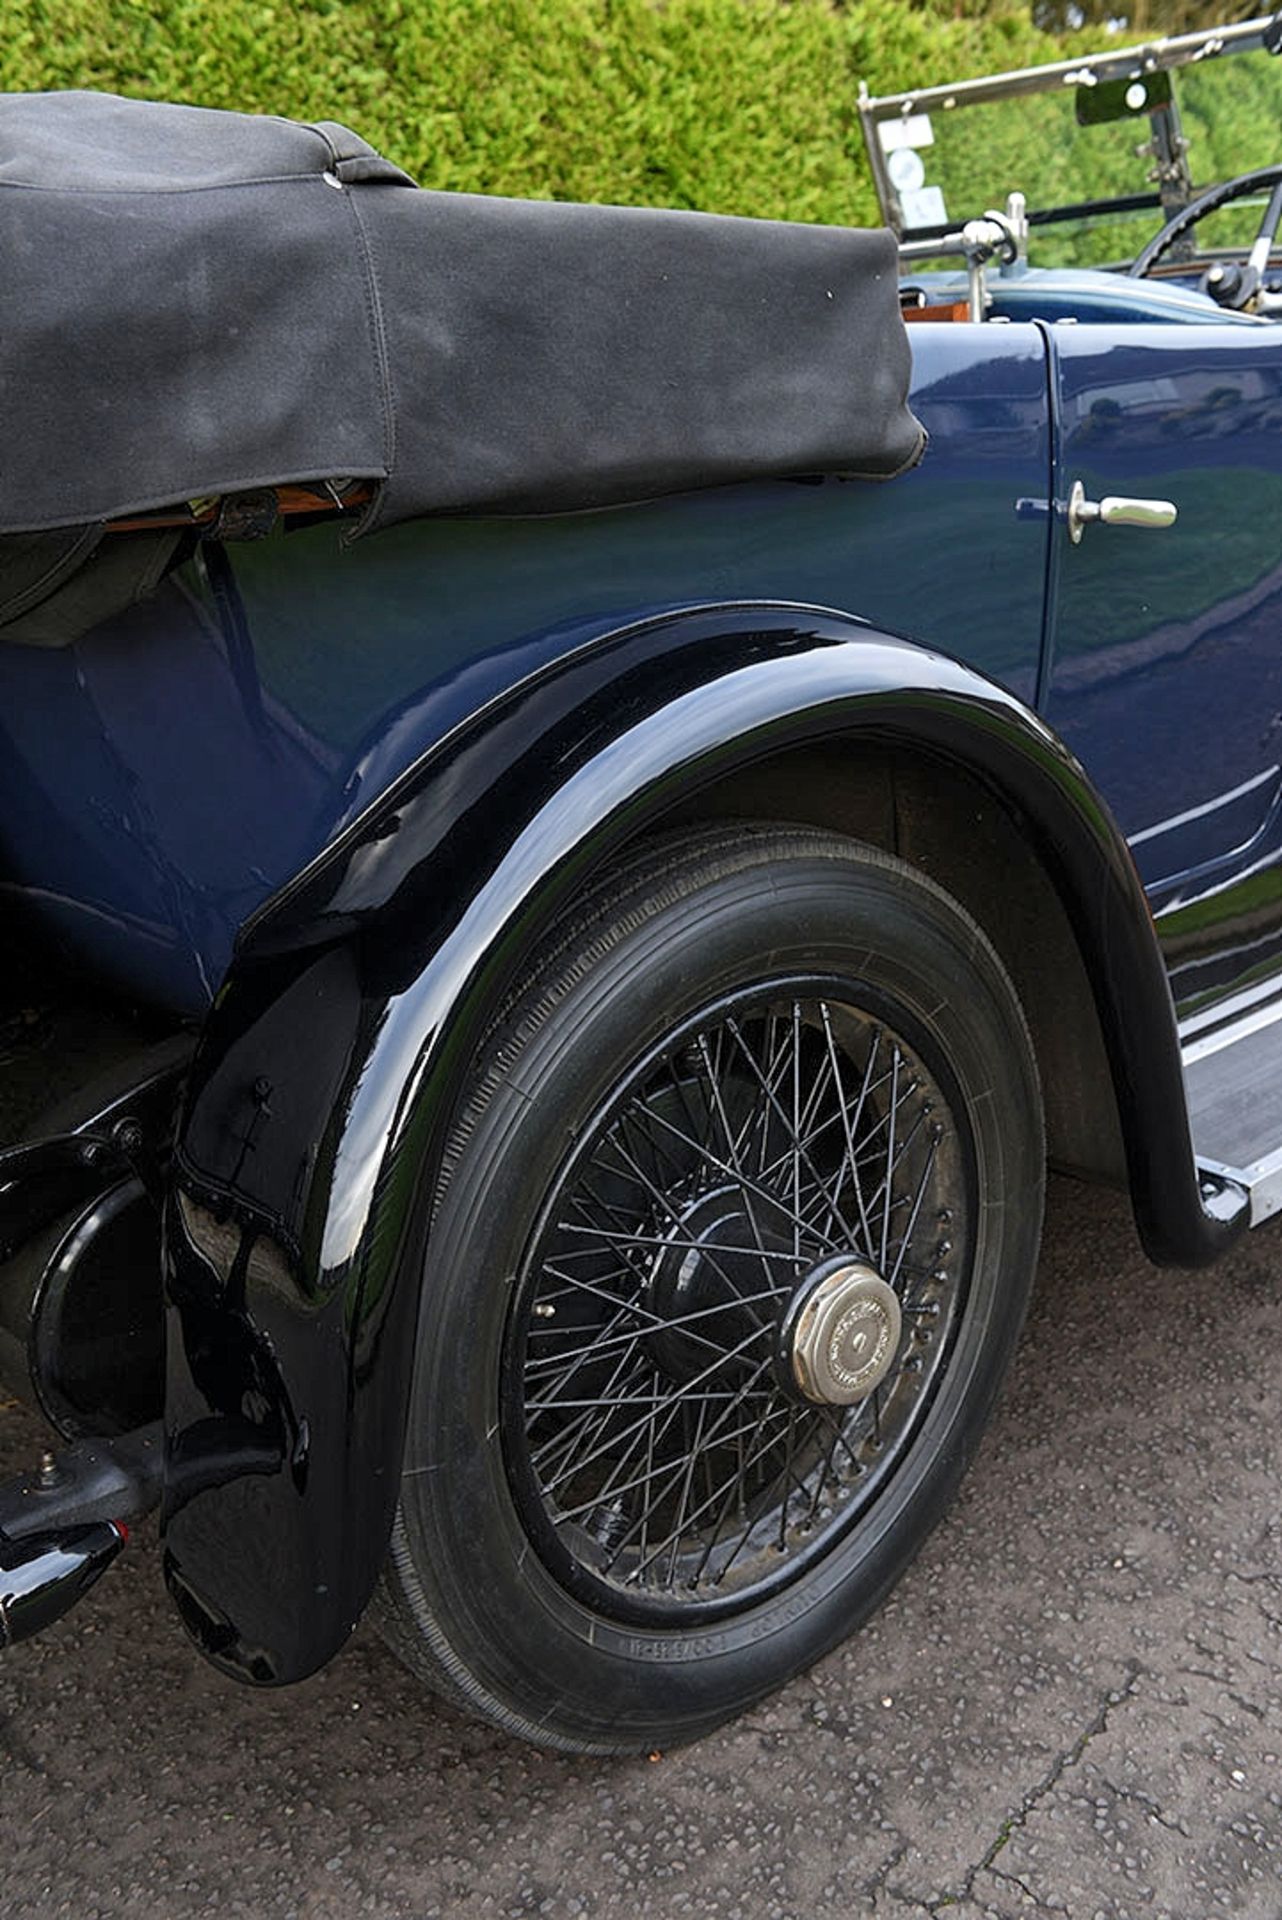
[2,141,1278,1730]
[3,313,1277,1016]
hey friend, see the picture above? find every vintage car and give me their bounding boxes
[2,15,1280,1752]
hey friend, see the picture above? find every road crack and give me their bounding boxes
[988,1862,1069,1912]
[1100,1778,1190,1837]
[1225,1568,1281,1590]
[863,1833,910,1904]
[921,1661,1141,1915]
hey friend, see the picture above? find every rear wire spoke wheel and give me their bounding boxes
[507,989,966,1618]
[377,828,1044,1752]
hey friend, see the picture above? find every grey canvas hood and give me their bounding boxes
[0,89,924,542]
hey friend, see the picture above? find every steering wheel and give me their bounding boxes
[1128,164,1282,307]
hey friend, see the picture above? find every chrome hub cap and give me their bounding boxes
[787,1262,903,1406]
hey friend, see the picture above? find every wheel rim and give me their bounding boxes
[501,975,976,1625]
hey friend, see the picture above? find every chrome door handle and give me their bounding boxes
[1067,478,1178,544]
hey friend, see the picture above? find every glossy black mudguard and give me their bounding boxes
[162,603,1244,1685]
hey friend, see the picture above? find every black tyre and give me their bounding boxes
[378,826,1044,1751]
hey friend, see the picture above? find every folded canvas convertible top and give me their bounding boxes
[0,90,924,544]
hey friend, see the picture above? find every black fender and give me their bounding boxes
[162,601,1245,1685]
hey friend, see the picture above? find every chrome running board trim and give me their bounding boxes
[1179,976,1282,1045]
[1184,986,1282,1225]
[1182,990,1282,1067]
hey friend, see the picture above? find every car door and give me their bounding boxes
[1040,321,1282,1010]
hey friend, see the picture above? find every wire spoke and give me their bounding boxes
[613,1095,831,1253]
[693,1030,773,1266]
[724,1013,861,1248]
[712,1406,823,1585]
[528,1346,653,1479]
[541,1323,773,1498]
[622,1396,798,1583]
[567,1363,779,1540]
[806,1408,852,1527]
[596,1128,770,1309]
[524,1283,790,1398]
[888,1137,939,1292]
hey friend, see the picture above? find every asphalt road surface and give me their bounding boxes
[1,1170,1279,1919]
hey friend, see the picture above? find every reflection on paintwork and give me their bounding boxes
[1130,766,1280,889]
[0,327,1051,1014]
[0,573,334,1010]
[1043,325,1282,1006]
[1157,858,1282,1013]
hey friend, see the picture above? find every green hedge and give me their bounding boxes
[0,0,1067,225]
[5,2,1276,240]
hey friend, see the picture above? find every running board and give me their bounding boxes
[1183,984,1282,1227]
